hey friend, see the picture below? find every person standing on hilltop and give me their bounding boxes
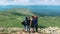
[21,16,31,32]
[31,16,38,32]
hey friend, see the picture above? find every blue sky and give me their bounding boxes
[0,0,60,5]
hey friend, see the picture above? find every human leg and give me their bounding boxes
[31,25,35,33]
[35,25,38,32]
[27,25,30,32]
[25,25,30,32]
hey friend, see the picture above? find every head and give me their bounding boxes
[26,16,30,20]
[32,16,38,19]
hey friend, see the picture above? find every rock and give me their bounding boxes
[40,27,60,34]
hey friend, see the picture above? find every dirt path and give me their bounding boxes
[16,32,42,34]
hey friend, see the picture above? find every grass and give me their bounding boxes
[0,8,34,28]
[38,16,60,27]
[0,15,24,28]
[0,8,60,28]
[1,15,60,28]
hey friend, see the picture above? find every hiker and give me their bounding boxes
[21,16,31,32]
[31,16,38,32]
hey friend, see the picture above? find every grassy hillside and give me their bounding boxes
[0,8,60,28]
[38,16,60,28]
[0,8,34,28]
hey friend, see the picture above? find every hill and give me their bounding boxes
[0,8,60,28]
[0,5,60,16]
[0,8,35,28]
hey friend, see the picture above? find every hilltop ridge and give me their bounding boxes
[0,8,35,27]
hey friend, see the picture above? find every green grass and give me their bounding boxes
[0,8,60,28]
[0,15,24,28]
[38,16,60,27]
[1,14,60,28]
[0,8,34,28]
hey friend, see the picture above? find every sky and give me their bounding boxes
[0,0,60,5]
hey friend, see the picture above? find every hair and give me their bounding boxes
[26,16,30,20]
[32,16,38,19]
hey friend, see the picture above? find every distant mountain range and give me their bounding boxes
[0,5,60,16]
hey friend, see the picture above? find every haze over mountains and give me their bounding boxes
[0,5,60,16]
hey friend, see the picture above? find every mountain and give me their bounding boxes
[0,5,60,16]
[25,5,60,16]
[0,8,60,28]
[0,8,35,27]
[2,8,35,16]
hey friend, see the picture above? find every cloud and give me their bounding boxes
[33,0,60,5]
[7,0,34,5]
[0,0,9,5]
[0,0,60,5]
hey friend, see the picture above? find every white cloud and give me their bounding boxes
[33,0,60,5]
[12,0,29,2]
[0,0,9,5]
[8,0,34,5]
[0,0,60,5]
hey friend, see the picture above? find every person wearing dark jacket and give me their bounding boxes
[31,16,38,32]
[22,16,30,32]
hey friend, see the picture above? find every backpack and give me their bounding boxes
[21,21,25,25]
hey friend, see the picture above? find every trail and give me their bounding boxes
[16,32,42,34]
